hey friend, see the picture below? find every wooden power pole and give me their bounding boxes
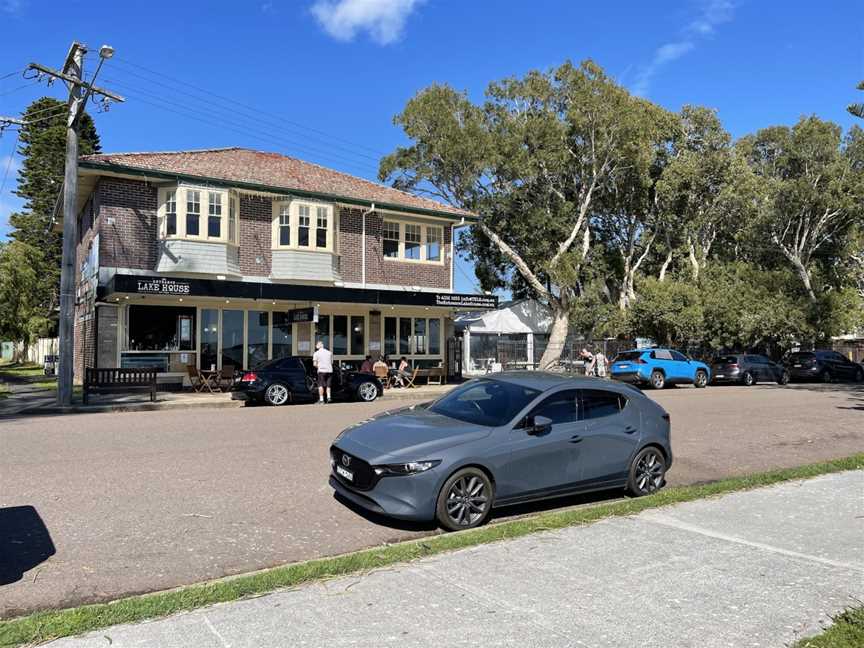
[28,42,123,406]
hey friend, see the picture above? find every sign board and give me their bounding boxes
[135,278,192,296]
[434,293,498,309]
[287,306,319,323]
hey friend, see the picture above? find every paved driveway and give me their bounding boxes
[1,382,862,617]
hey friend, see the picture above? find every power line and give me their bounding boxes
[0,80,40,98]
[113,57,388,159]
[0,130,20,197]
[0,69,25,81]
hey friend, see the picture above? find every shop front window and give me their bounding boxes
[333,315,348,355]
[272,312,293,359]
[247,310,269,369]
[384,317,397,356]
[221,310,244,370]
[399,318,411,355]
[429,318,441,355]
[414,318,426,354]
[316,314,330,350]
[201,309,219,371]
[351,316,365,356]
[127,305,196,351]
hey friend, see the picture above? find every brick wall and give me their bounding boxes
[238,195,272,276]
[73,194,99,383]
[97,177,159,270]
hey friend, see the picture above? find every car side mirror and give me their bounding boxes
[526,415,553,436]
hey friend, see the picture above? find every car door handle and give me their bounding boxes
[569,435,583,444]
[624,426,636,434]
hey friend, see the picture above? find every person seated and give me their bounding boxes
[391,356,412,387]
[360,355,374,374]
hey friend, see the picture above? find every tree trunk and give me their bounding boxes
[658,249,673,282]
[687,237,700,282]
[792,257,817,302]
[537,305,569,371]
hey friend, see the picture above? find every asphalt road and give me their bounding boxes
[1,382,862,617]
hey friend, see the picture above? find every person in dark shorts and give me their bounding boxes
[313,341,333,403]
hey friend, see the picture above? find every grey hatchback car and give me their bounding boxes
[329,372,672,531]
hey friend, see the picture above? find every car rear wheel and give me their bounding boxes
[742,371,755,387]
[821,370,833,384]
[356,381,378,402]
[264,383,290,406]
[778,371,790,385]
[650,370,665,389]
[694,370,708,388]
[855,367,863,383]
[627,447,666,496]
[436,468,493,532]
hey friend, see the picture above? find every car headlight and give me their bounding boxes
[373,460,441,476]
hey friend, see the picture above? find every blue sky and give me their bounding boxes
[1,0,862,294]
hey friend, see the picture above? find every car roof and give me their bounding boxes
[483,371,636,393]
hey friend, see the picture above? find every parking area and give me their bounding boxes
[1,382,862,617]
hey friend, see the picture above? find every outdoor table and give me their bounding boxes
[198,370,220,393]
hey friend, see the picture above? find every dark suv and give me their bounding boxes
[710,353,789,386]
[784,350,864,383]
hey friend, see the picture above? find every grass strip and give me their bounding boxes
[794,606,864,647]
[0,363,44,379]
[1,453,862,647]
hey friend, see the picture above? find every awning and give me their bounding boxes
[99,274,499,310]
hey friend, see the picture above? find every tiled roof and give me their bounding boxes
[79,147,474,219]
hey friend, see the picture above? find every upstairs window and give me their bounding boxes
[272,201,334,252]
[382,219,446,264]
[158,186,237,243]
[186,190,201,236]
[383,221,400,258]
[208,192,222,238]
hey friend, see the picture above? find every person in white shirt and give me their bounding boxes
[312,341,333,404]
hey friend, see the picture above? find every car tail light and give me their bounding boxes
[634,358,647,364]
[241,372,257,382]
[728,363,738,368]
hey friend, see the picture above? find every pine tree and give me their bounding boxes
[6,97,101,331]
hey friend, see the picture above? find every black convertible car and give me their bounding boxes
[230,356,383,405]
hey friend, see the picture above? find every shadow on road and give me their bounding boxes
[0,505,56,586]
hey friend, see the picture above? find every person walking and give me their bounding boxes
[580,348,596,377]
[313,340,333,404]
[594,350,607,378]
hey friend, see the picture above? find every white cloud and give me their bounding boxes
[2,0,25,14]
[632,0,735,97]
[310,0,424,45]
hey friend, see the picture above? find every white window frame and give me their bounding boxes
[381,218,445,265]
[157,186,237,244]
[272,200,334,252]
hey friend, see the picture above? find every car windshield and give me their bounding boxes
[429,379,541,427]
[715,355,739,364]
[788,352,815,362]
[613,351,643,362]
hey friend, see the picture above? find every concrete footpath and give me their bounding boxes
[46,470,863,648]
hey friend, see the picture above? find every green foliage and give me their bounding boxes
[628,277,703,345]
[0,241,53,347]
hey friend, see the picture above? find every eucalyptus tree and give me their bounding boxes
[381,60,663,368]
[738,117,864,302]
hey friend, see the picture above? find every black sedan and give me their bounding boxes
[784,350,864,383]
[231,356,383,405]
[710,353,789,386]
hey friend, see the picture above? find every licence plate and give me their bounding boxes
[716,374,724,378]
[794,364,801,367]
[336,465,354,482]
[618,364,629,369]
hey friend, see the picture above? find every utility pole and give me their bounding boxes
[28,42,123,406]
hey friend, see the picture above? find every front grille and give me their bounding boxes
[330,446,377,491]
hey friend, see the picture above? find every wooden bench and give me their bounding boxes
[413,366,446,385]
[83,367,158,404]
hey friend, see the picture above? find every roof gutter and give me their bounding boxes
[78,161,479,223]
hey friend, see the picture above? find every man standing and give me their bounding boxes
[313,340,333,404]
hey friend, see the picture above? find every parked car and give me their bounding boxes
[784,350,864,383]
[231,356,383,405]
[329,372,672,531]
[609,349,710,389]
[710,353,789,386]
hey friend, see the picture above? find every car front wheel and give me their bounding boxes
[821,370,833,384]
[650,370,665,389]
[694,370,708,388]
[627,447,667,496]
[742,371,754,386]
[356,381,378,402]
[264,383,290,406]
[855,368,863,383]
[436,468,493,532]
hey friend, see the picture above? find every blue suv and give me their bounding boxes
[610,348,711,389]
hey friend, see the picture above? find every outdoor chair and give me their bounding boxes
[403,367,419,388]
[373,364,391,388]
[219,365,235,391]
[186,365,205,392]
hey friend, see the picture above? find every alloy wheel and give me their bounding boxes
[358,381,378,401]
[694,371,708,388]
[856,368,863,383]
[634,450,664,494]
[822,371,832,384]
[651,371,665,389]
[266,383,289,406]
[445,475,489,527]
[743,371,754,386]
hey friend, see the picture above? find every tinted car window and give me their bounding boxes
[652,349,674,360]
[580,389,625,420]
[788,352,815,362]
[670,351,688,362]
[715,355,740,364]
[429,379,541,427]
[529,389,578,425]
[614,351,644,362]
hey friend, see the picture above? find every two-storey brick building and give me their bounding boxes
[72,147,496,385]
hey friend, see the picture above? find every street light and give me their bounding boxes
[98,45,115,59]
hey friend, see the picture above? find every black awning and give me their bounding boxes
[100,274,498,310]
